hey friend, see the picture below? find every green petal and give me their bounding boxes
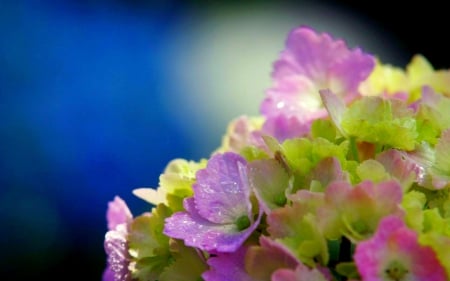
[248,159,292,211]
[356,159,390,183]
[159,239,208,281]
[311,118,337,142]
[401,190,426,231]
[159,159,207,210]
[341,97,418,150]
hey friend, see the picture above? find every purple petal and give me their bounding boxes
[193,152,251,224]
[107,196,133,231]
[164,197,262,253]
[277,26,375,95]
[261,114,311,142]
[202,246,258,281]
[261,26,375,123]
[102,267,115,281]
[104,225,132,281]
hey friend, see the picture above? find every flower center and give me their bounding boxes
[274,194,287,206]
[384,260,409,281]
[235,215,251,231]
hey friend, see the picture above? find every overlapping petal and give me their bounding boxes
[164,152,262,253]
[202,245,258,281]
[318,180,404,241]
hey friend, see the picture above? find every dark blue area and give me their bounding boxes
[0,1,197,278]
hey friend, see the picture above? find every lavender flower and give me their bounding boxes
[163,152,262,253]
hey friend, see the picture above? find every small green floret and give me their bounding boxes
[274,194,287,206]
[236,215,251,231]
[384,260,409,281]
[341,97,418,150]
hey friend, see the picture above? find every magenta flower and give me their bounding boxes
[354,215,447,281]
[103,196,133,281]
[164,152,262,253]
[260,26,375,141]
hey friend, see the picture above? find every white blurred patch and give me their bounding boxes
[163,3,406,157]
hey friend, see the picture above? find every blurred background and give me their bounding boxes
[1,0,448,279]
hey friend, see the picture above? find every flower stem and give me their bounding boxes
[349,137,360,162]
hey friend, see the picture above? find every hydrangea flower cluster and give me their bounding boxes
[102,26,450,281]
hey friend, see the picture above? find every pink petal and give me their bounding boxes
[355,216,447,281]
[107,196,133,231]
[202,246,258,281]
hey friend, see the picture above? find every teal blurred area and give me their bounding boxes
[0,0,447,279]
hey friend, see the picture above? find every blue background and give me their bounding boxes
[1,0,448,279]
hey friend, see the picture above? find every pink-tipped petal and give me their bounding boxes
[107,196,133,231]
